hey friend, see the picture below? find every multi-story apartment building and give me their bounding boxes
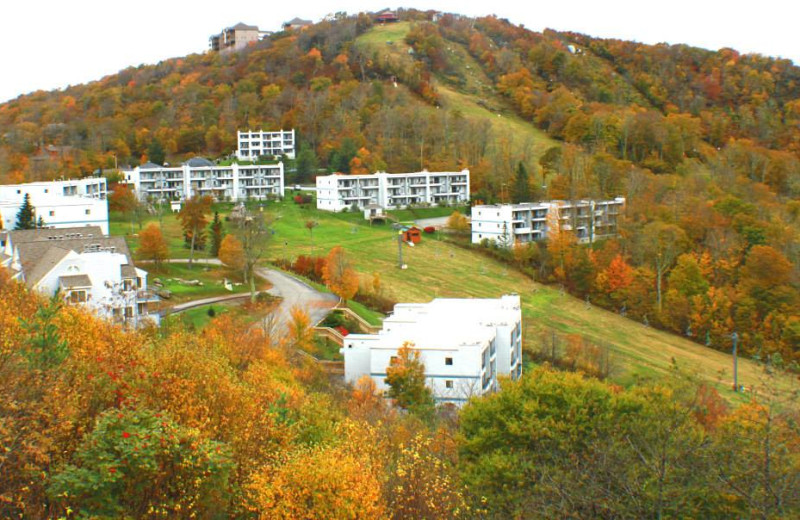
[235,129,296,160]
[209,23,262,53]
[316,170,470,212]
[1,226,159,326]
[124,158,284,202]
[342,295,522,405]
[471,197,625,246]
[0,178,109,234]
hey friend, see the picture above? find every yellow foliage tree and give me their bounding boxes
[219,234,245,278]
[248,422,386,519]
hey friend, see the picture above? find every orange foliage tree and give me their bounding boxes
[137,223,168,268]
[322,246,359,304]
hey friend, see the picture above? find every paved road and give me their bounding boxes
[153,259,337,333]
[258,267,338,332]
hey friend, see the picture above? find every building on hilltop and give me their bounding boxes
[374,9,399,23]
[315,170,470,212]
[471,198,625,246]
[342,294,522,405]
[236,129,295,160]
[0,178,109,234]
[282,18,313,31]
[1,226,159,326]
[123,158,284,202]
[209,22,264,53]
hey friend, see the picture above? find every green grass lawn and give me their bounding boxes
[147,262,263,305]
[163,301,263,330]
[265,198,795,402]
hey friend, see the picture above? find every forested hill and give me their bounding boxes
[0,9,797,359]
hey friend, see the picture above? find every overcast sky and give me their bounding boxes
[1,0,798,104]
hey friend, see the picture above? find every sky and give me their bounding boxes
[1,0,798,104]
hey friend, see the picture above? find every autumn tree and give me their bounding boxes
[248,422,385,519]
[108,184,140,233]
[638,221,688,313]
[177,195,213,267]
[137,223,168,268]
[48,408,233,518]
[305,219,318,255]
[230,209,271,302]
[446,210,469,234]
[385,342,435,420]
[219,234,245,275]
[286,306,314,354]
[322,246,359,305]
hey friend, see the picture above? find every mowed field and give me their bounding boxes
[265,199,796,401]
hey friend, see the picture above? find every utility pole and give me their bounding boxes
[397,230,404,268]
[732,331,739,392]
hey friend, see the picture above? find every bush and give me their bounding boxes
[207,306,216,317]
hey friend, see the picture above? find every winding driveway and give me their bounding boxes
[155,259,338,333]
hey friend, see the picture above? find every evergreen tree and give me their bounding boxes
[295,145,319,183]
[209,211,224,257]
[36,216,46,229]
[147,138,166,165]
[512,161,530,203]
[14,193,36,230]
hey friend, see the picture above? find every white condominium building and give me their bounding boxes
[342,294,522,405]
[236,129,295,160]
[0,178,109,234]
[471,197,625,246]
[124,157,284,202]
[316,170,470,212]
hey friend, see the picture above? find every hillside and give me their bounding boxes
[1,9,800,518]
[0,9,797,363]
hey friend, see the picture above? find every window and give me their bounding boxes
[445,380,454,389]
[68,290,87,303]
[445,357,453,366]
[44,189,48,193]
[85,209,91,215]
[49,211,55,217]
[124,307,134,318]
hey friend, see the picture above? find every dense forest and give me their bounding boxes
[2,9,795,361]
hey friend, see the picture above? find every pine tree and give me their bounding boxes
[147,138,166,165]
[512,161,530,203]
[14,193,36,230]
[209,211,224,257]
